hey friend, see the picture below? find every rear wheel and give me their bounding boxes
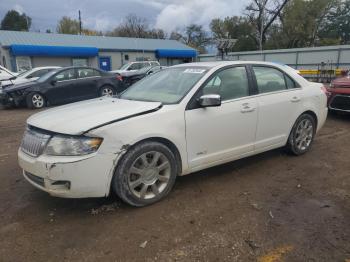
[99,86,115,97]
[287,114,316,155]
[26,92,46,109]
[112,141,177,207]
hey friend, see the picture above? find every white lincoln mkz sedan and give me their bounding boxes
[18,61,328,206]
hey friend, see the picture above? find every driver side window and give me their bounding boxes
[53,69,75,81]
[202,66,249,101]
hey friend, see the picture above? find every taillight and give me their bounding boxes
[321,86,331,98]
[116,74,123,81]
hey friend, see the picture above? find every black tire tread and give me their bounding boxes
[112,141,177,207]
[286,113,316,156]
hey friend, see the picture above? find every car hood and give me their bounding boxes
[27,97,162,135]
[3,81,36,92]
[332,77,350,87]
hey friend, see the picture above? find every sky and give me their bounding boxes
[0,0,246,34]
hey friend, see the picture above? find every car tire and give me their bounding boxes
[286,113,316,155]
[26,92,46,109]
[99,86,115,97]
[112,141,178,207]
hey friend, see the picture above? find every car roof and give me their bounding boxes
[32,66,61,70]
[171,61,291,69]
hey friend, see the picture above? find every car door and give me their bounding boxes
[185,66,258,170]
[251,66,303,151]
[72,68,101,101]
[45,69,76,105]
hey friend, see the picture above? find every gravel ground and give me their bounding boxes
[0,108,349,262]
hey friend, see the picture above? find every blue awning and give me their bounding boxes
[10,44,98,57]
[156,49,197,58]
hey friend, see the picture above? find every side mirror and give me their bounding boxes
[50,79,57,85]
[198,94,221,107]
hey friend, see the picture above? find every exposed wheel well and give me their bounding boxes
[108,137,182,197]
[302,110,318,129]
[25,91,47,107]
[131,137,183,175]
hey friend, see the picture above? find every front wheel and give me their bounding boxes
[26,92,46,109]
[99,86,115,97]
[287,114,316,155]
[112,141,178,207]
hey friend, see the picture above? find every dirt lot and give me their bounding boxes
[0,108,349,262]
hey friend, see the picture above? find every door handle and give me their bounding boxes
[241,103,256,113]
[290,96,301,103]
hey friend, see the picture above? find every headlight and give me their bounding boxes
[45,135,103,156]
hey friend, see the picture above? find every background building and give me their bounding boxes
[0,30,197,72]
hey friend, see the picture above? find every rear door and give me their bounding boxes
[251,66,302,151]
[45,69,77,105]
[72,68,101,101]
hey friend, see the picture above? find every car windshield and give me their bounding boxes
[119,63,131,70]
[120,67,208,104]
[16,70,29,77]
[37,69,60,83]
[138,66,153,74]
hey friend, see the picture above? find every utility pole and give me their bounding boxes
[259,0,267,51]
[78,10,82,35]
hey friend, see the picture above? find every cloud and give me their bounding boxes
[0,0,245,33]
[154,0,244,33]
[13,4,24,14]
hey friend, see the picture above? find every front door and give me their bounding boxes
[185,66,258,170]
[46,68,76,105]
[99,57,111,71]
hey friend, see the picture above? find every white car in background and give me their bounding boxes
[112,61,160,76]
[4,66,61,87]
[0,65,18,83]
[18,61,328,206]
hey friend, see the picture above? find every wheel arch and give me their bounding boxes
[25,91,48,107]
[107,136,183,197]
[301,110,318,130]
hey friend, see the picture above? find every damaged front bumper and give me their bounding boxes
[18,149,120,198]
[0,91,25,107]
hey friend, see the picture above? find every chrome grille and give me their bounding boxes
[330,95,350,111]
[21,129,51,157]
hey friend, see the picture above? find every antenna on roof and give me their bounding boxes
[78,10,82,35]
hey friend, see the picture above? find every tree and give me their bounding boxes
[107,14,166,39]
[245,0,289,50]
[1,10,31,31]
[320,0,350,44]
[170,24,210,53]
[57,16,80,34]
[266,0,339,48]
[210,16,257,51]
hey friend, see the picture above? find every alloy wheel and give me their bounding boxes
[295,118,314,151]
[101,87,114,97]
[32,94,44,108]
[128,151,171,200]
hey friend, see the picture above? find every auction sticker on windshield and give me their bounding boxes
[183,69,206,74]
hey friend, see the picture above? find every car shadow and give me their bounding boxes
[27,148,285,215]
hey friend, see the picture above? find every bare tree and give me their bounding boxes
[107,14,166,39]
[245,0,289,50]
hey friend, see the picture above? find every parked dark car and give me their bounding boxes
[0,67,125,109]
[120,66,164,87]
